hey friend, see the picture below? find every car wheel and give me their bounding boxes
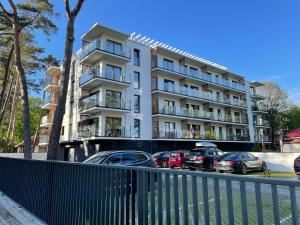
[261,162,267,172]
[161,160,168,168]
[207,162,214,172]
[240,163,248,175]
[181,163,187,169]
[170,165,174,169]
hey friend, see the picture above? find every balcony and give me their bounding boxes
[253,120,270,127]
[44,76,59,92]
[41,97,57,109]
[254,134,271,142]
[78,126,131,139]
[40,115,52,127]
[79,69,130,90]
[152,62,246,92]
[252,104,268,113]
[153,129,249,141]
[153,107,248,125]
[251,93,265,100]
[80,39,131,65]
[79,94,131,114]
[152,84,247,109]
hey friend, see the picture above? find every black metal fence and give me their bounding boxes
[0,157,300,225]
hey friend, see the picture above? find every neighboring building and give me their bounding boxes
[282,128,300,152]
[39,66,61,152]
[249,81,271,150]
[45,23,271,160]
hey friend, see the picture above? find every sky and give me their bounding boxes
[36,0,300,105]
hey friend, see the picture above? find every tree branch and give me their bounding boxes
[64,0,71,19]
[0,2,12,19]
[7,0,16,14]
[71,0,85,17]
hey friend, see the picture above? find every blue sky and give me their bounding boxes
[36,0,300,105]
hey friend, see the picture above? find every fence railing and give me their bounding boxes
[0,157,299,225]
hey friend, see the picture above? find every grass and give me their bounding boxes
[246,170,296,178]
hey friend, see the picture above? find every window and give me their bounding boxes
[105,117,122,137]
[134,119,140,138]
[134,95,140,113]
[219,127,223,139]
[106,40,122,55]
[232,80,238,88]
[134,49,140,66]
[106,90,122,108]
[233,96,239,105]
[164,100,175,114]
[190,86,198,97]
[165,122,176,138]
[163,79,174,92]
[134,71,140,89]
[105,64,121,81]
[61,126,64,136]
[189,67,198,77]
[163,58,174,71]
[216,92,221,101]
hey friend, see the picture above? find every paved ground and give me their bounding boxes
[0,204,22,225]
[0,193,45,225]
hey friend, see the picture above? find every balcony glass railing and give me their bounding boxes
[155,107,247,124]
[79,94,131,112]
[155,85,247,108]
[253,120,269,127]
[252,104,268,112]
[153,62,246,92]
[153,129,249,141]
[39,135,49,143]
[79,69,131,86]
[254,134,271,142]
[80,39,131,61]
[78,126,131,138]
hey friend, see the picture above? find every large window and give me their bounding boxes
[134,119,140,138]
[105,64,121,81]
[163,79,174,92]
[106,90,121,108]
[134,71,140,89]
[164,100,175,114]
[165,122,176,138]
[163,58,174,71]
[134,49,140,66]
[106,40,122,55]
[105,117,122,137]
[134,95,140,113]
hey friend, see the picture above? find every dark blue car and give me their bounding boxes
[152,151,170,168]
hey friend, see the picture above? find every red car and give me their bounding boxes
[168,150,190,169]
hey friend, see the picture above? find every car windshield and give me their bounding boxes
[153,152,167,157]
[83,152,109,164]
[223,154,240,160]
[189,151,204,157]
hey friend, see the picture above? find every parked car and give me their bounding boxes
[168,150,190,169]
[214,152,266,175]
[294,155,300,179]
[83,150,157,168]
[186,148,225,171]
[152,151,170,168]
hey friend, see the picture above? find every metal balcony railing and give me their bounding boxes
[79,69,131,86]
[154,107,248,125]
[154,85,247,108]
[79,94,131,112]
[0,157,299,225]
[253,120,270,127]
[252,104,268,112]
[153,62,246,92]
[80,39,131,61]
[78,126,131,138]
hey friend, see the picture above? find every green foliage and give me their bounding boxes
[252,143,262,152]
[285,106,300,131]
[0,97,42,152]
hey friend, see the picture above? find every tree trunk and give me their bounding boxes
[4,76,19,152]
[12,20,32,159]
[10,109,17,152]
[0,75,15,126]
[47,18,75,160]
[0,44,14,111]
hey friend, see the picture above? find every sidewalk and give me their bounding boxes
[0,192,45,225]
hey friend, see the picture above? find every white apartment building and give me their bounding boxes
[51,24,270,160]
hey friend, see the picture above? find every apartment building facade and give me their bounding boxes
[42,24,270,159]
